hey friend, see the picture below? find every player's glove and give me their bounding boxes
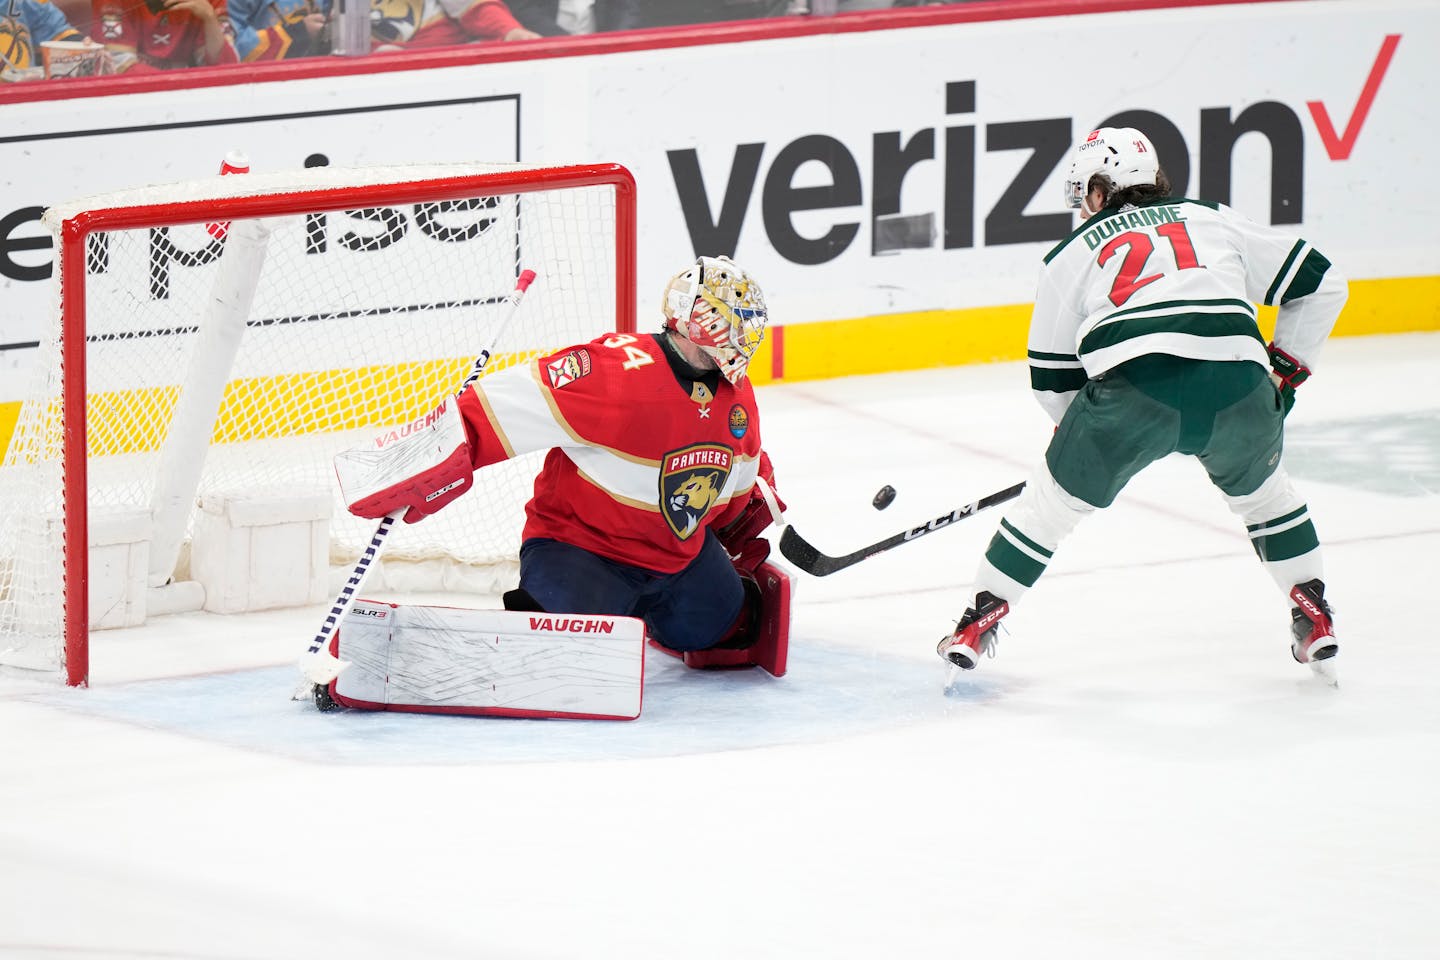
[1267,342,1311,417]
[335,398,474,523]
[717,450,786,575]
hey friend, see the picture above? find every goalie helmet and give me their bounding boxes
[1064,127,1159,209]
[661,255,768,385]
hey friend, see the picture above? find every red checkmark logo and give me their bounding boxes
[1307,34,1401,161]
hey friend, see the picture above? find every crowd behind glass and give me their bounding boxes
[2,0,972,81]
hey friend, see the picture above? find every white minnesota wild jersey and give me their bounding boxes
[1027,197,1347,424]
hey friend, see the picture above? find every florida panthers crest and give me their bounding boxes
[660,443,733,540]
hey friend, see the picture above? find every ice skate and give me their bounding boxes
[937,591,1008,671]
[1289,579,1338,686]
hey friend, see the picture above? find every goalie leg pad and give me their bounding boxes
[327,599,646,720]
[679,559,791,678]
[334,397,474,523]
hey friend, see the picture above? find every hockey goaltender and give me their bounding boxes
[318,256,792,719]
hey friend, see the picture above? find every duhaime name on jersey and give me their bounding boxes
[665,79,1310,266]
[1081,205,1188,250]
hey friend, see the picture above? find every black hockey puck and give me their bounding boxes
[872,485,897,510]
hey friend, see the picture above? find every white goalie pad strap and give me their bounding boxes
[333,600,646,720]
[334,398,472,520]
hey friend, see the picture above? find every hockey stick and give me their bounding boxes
[295,269,537,690]
[777,481,1026,577]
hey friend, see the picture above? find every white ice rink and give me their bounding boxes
[3,331,1438,959]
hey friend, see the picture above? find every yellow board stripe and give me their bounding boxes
[746,273,1440,386]
[1,275,1435,458]
[0,399,19,461]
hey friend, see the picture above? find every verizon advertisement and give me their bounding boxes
[0,0,1434,394]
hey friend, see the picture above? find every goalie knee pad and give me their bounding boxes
[334,397,474,523]
[676,560,791,677]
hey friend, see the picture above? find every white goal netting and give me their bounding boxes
[0,161,635,683]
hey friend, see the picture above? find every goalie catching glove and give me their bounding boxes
[1267,342,1311,417]
[335,398,474,523]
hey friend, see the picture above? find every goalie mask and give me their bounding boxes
[1064,127,1159,210]
[662,256,767,385]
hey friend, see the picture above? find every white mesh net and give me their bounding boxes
[0,162,631,681]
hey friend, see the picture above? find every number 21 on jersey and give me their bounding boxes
[1097,221,1203,307]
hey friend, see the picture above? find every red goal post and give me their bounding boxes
[0,161,637,686]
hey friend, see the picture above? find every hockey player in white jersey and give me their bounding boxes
[938,127,1347,683]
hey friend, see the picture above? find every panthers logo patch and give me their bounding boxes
[659,443,733,540]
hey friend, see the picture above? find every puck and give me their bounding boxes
[872,485,897,510]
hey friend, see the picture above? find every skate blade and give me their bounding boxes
[942,662,966,696]
[1308,657,1339,688]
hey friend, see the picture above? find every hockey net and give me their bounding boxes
[0,161,636,685]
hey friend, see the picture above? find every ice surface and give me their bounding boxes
[2,333,1437,959]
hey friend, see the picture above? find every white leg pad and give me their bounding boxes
[332,601,646,720]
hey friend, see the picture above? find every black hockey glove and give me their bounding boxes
[1267,342,1310,417]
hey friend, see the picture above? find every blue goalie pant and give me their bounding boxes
[517,532,745,653]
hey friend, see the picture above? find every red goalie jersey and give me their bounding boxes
[457,331,765,575]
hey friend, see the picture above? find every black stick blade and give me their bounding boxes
[778,525,829,574]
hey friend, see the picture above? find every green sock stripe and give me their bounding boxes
[999,518,1053,558]
[1250,519,1320,562]
[1247,505,1308,533]
[986,529,1048,587]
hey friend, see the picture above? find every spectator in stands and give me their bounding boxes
[370,0,539,49]
[1,0,101,79]
[228,0,331,59]
[593,0,792,30]
[553,0,593,33]
[93,0,239,70]
[507,0,571,35]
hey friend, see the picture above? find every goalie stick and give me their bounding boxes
[778,481,1026,577]
[295,269,537,692]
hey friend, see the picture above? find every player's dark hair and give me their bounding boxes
[1098,167,1174,208]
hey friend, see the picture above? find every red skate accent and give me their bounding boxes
[1289,584,1336,662]
[940,595,1009,668]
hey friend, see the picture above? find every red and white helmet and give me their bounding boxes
[1064,127,1159,209]
[661,255,767,385]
